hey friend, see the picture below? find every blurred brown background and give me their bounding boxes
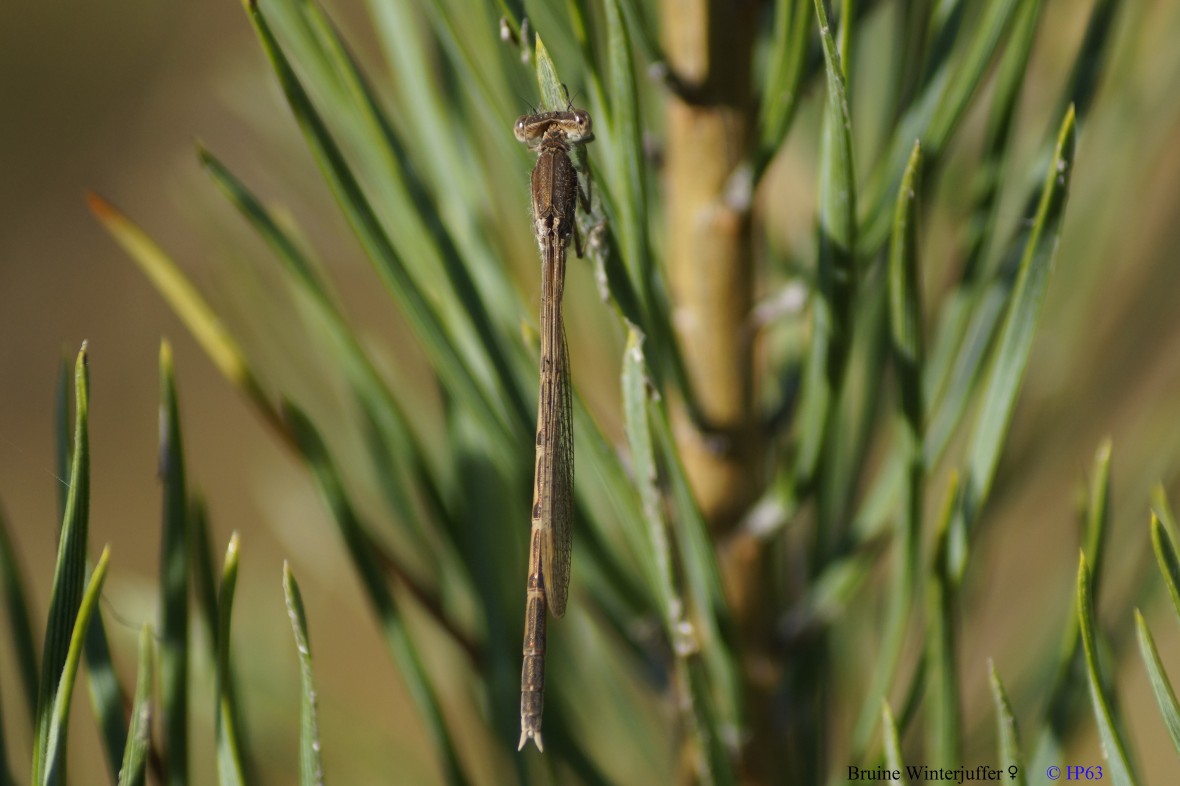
[0,1,434,783]
[4,0,1180,783]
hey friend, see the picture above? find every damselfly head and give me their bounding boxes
[514,109,594,147]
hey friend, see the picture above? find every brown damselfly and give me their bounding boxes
[514,104,593,752]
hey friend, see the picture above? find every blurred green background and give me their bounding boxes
[4,0,1180,783]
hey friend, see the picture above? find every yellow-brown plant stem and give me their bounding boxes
[661,1,771,782]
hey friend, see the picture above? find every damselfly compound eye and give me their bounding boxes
[566,110,592,143]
